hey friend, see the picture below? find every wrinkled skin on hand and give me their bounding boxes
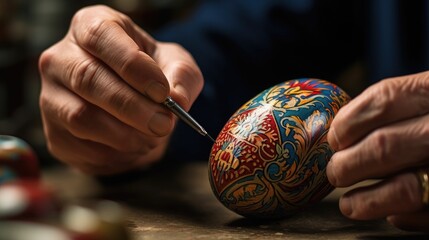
[327,71,429,232]
[38,5,203,175]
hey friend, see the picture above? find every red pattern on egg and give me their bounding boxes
[210,107,279,193]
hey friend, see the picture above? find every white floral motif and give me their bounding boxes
[230,104,272,141]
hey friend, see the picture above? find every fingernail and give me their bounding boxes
[146,82,168,103]
[340,195,353,216]
[149,113,173,136]
[326,158,337,186]
[328,126,340,151]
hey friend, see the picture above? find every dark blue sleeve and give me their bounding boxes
[156,0,362,161]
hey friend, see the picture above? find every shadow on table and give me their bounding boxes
[96,161,221,223]
[95,161,428,239]
[225,205,428,239]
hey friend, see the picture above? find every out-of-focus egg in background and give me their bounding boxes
[0,135,40,183]
[208,78,350,218]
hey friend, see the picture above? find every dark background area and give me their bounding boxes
[0,0,199,165]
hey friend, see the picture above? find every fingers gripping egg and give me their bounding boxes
[208,78,350,218]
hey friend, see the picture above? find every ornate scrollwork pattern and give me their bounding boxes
[209,78,350,218]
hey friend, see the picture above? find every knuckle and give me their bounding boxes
[369,80,396,119]
[69,58,100,95]
[415,85,429,115]
[38,48,55,76]
[73,5,118,26]
[72,5,124,52]
[108,88,138,116]
[80,20,103,50]
[64,102,90,132]
[395,73,429,115]
[116,12,133,28]
[78,17,112,51]
[369,130,391,165]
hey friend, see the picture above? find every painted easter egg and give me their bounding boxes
[208,78,350,218]
[0,135,40,183]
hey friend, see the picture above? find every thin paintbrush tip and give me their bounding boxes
[207,133,215,143]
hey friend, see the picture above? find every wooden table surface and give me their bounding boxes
[43,161,428,240]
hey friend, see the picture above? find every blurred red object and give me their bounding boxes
[0,180,59,221]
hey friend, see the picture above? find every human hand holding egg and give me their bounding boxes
[327,71,429,232]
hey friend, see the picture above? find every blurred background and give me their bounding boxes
[0,0,199,165]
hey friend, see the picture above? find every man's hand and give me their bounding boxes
[327,71,429,231]
[38,5,203,174]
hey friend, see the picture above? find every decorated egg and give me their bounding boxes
[208,78,350,218]
[0,135,40,183]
